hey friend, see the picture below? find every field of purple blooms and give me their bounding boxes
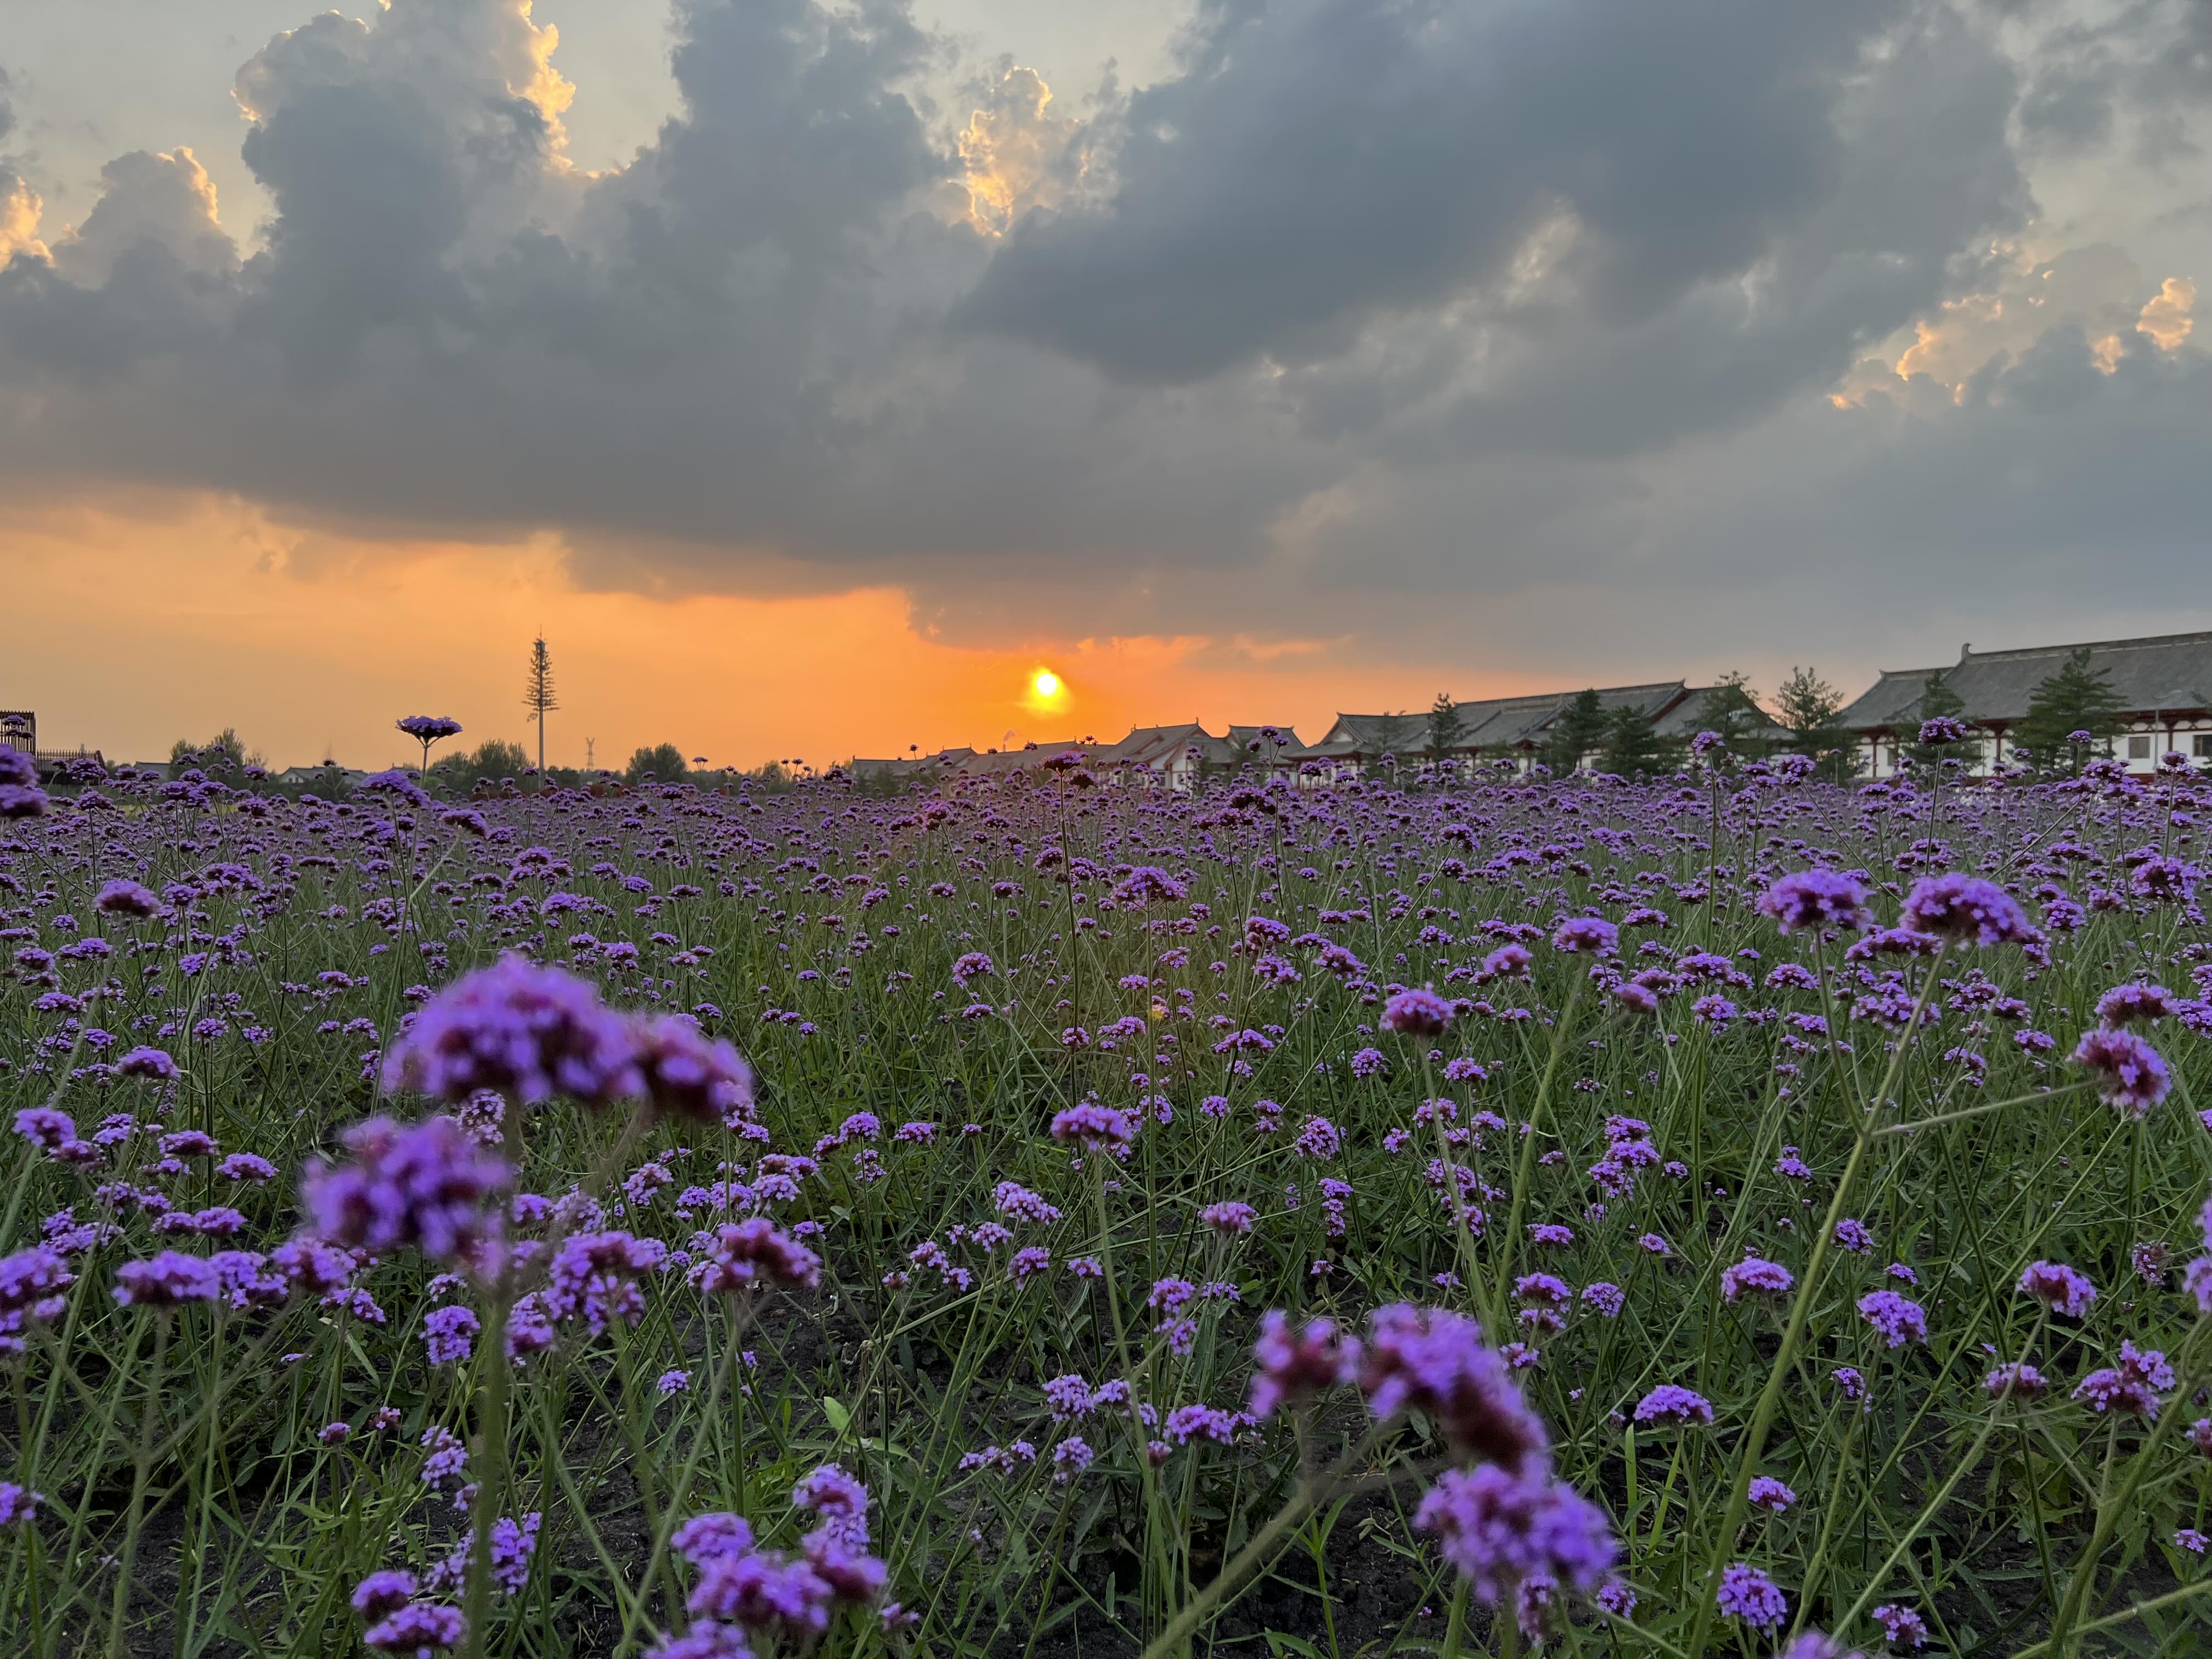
[4,731,2212,1659]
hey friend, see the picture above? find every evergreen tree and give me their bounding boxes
[522,637,560,772]
[2012,649,2126,772]
[1774,666,1855,781]
[1599,703,1681,778]
[1901,669,1968,768]
[1369,710,1418,772]
[1426,693,1468,760]
[1545,689,1611,776]
[1694,672,1772,757]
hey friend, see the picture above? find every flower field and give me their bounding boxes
[4,738,2212,1657]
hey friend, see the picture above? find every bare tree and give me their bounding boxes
[522,636,559,771]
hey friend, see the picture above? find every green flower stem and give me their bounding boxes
[105,1316,168,1659]
[1681,945,1945,1659]
[1490,972,1586,1312]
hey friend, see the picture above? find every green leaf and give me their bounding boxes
[821,1395,852,1434]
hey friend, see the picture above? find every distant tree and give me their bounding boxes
[1599,703,1681,778]
[1774,666,1854,780]
[1694,672,1772,756]
[1902,669,1969,768]
[428,738,533,795]
[1369,710,1418,773]
[624,742,691,786]
[1426,693,1467,761]
[169,729,262,777]
[2012,649,2126,772]
[522,637,560,772]
[1546,689,1611,776]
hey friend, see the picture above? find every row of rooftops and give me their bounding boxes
[855,628,2212,782]
[855,679,1778,781]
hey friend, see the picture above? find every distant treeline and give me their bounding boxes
[148,733,811,800]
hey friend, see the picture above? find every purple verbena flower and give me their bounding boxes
[1757,871,1871,934]
[1415,1462,1618,1604]
[2018,1261,2096,1318]
[1358,1304,1549,1472]
[1720,1256,1795,1305]
[112,1250,221,1309]
[1250,1311,1361,1417]
[1872,1604,1929,1649]
[301,1115,510,1266]
[1632,1384,1714,1427]
[1381,986,1453,1036]
[2071,1026,2171,1116]
[1857,1290,1928,1348]
[383,957,641,1109]
[1899,874,2039,948]
[1715,1562,1787,1632]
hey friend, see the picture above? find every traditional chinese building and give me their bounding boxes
[1839,630,2212,777]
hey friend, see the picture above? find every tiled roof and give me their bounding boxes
[951,742,1085,777]
[1094,724,1233,769]
[1654,685,1791,740]
[1224,724,1302,753]
[1841,631,2212,731]
[1837,669,1945,733]
[1316,682,1694,754]
[1944,631,2212,724]
[849,748,972,781]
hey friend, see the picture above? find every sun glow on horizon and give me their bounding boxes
[1032,669,1062,699]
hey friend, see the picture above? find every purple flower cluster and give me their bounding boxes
[1358,1305,1549,1472]
[1757,870,1871,934]
[1415,1461,1618,1605]
[302,1115,511,1265]
[1249,1311,1360,1417]
[2071,1025,2171,1116]
[1898,874,2040,948]
[674,1467,885,1648]
[384,957,649,1109]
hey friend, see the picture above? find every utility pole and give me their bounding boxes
[585,737,595,771]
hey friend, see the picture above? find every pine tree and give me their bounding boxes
[1545,689,1611,776]
[1694,672,1772,757]
[2012,649,2126,773]
[522,637,560,772]
[1774,666,1854,781]
[1426,692,1467,761]
[1599,703,1681,778]
[1370,710,1417,770]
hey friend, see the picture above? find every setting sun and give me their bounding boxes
[1032,669,1063,698]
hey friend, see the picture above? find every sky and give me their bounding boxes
[1,0,2208,771]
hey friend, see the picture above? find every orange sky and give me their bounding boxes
[4,487,1469,771]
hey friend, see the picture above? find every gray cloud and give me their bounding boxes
[0,65,40,269]
[956,1,2012,393]
[0,0,2206,669]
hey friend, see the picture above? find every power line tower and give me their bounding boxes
[523,636,560,771]
[585,737,595,771]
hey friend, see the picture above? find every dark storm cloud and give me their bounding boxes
[960,1,1940,386]
[0,0,2205,658]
